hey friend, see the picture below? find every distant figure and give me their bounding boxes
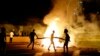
[48,30,56,52]
[27,29,38,50]
[63,28,70,53]
[9,31,14,43]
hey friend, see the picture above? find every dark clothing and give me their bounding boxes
[29,32,36,41]
[27,31,38,50]
[63,29,70,53]
[0,32,6,43]
[0,27,6,55]
[0,27,6,44]
[10,38,13,43]
[65,33,70,43]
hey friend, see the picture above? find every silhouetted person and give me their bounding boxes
[9,31,14,43]
[27,29,38,50]
[0,27,6,46]
[63,28,70,54]
[0,27,6,56]
[48,30,56,52]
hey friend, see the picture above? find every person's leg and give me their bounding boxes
[66,42,68,54]
[27,40,32,48]
[66,46,68,54]
[48,43,51,51]
[53,42,56,52]
[63,43,66,53]
[32,41,34,50]
[10,38,11,43]
[11,38,12,43]
[2,42,6,56]
[27,43,31,48]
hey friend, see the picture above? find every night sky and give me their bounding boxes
[0,0,100,25]
[82,0,100,22]
[0,0,53,25]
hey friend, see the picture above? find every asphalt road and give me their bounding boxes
[0,42,100,56]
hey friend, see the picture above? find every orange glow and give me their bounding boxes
[44,19,60,37]
[42,18,64,50]
[42,18,75,51]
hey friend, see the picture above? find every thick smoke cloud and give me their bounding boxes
[43,0,100,47]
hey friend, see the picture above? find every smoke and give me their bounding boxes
[43,0,100,47]
[43,0,82,36]
[43,0,80,46]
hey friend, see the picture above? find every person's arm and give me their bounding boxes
[35,33,38,39]
[35,34,39,39]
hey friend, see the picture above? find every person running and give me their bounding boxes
[48,30,56,52]
[27,29,38,50]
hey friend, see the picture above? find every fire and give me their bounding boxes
[42,19,64,49]
[44,19,60,37]
[42,18,75,51]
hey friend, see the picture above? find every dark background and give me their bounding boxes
[0,0,100,25]
[0,0,53,25]
[81,0,100,22]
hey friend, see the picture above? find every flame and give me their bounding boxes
[42,17,75,51]
[44,19,60,37]
[42,18,63,49]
